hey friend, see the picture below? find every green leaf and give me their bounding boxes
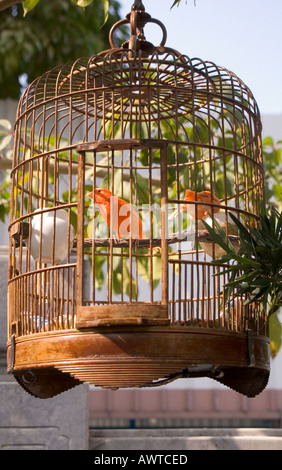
[273,184,282,202]
[171,0,182,8]
[153,255,162,289]
[134,173,150,205]
[269,311,282,358]
[229,213,255,247]
[101,0,109,26]
[0,119,12,131]
[230,254,260,267]
[0,133,12,152]
[0,119,13,152]
[22,0,40,16]
[243,285,269,305]
[262,136,274,146]
[70,0,94,6]
[201,219,234,255]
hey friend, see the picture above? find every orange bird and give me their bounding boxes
[171,189,221,220]
[87,188,147,240]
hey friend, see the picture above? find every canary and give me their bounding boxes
[170,189,221,220]
[170,189,239,258]
[87,188,147,240]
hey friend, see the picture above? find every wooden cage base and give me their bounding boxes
[7,327,270,399]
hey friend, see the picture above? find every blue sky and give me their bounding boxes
[120,0,282,115]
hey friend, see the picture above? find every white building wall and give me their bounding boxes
[262,114,282,142]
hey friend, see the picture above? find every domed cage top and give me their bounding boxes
[7,1,270,399]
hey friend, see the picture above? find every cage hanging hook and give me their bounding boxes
[131,0,145,12]
[109,2,167,54]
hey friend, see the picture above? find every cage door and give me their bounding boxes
[75,139,170,327]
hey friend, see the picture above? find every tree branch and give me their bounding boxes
[0,0,23,11]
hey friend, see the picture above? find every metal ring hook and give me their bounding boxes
[130,10,138,37]
[147,18,167,48]
[108,11,167,51]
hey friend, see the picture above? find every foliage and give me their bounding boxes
[202,206,282,318]
[0,0,123,99]
[262,136,282,211]
[202,204,282,357]
[20,0,188,17]
[171,0,191,7]
[0,120,13,222]
[269,311,282,358]
[22,0,110,17]
[0,119,13,154]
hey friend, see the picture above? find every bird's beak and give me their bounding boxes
[87,191,94,199]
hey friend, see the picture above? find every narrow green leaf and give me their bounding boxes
[201,219,234,254]
[243,285,269,305]
[212,254,234,266]
[101,0,109,26]
[171,0,182,8]
[229,212,255,249]
[227,253,260,267]
[275,211,282,241]
[22,0,40,16]
[248,224,273,248]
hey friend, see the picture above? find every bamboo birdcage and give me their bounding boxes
[7,1,270,399]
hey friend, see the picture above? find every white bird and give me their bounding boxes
[30,208,75,264]
[198,210,240,258]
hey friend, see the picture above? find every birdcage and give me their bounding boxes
[7,1,270,399]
